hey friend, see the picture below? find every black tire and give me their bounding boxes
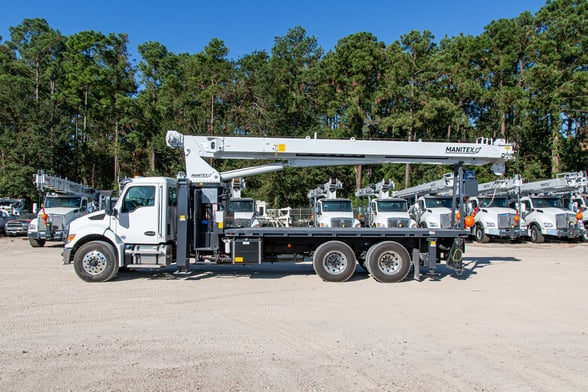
[73,241,119,282]
[312,241,356,282]
[29,238,46,248]
[474,224,490,243]
[366,241,411,283]
[530,225,544,243]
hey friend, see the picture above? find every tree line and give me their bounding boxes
[0,0,586,209]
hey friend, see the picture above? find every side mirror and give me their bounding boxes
[104,196,114,216]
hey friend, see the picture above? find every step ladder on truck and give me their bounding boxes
[516,172,585,243]
[63,132,515,283]
[308,178,360,228]
[467,175,525,243]
[28,170,97,247]
[355,179,415,229]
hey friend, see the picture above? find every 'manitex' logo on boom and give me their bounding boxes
[446,146,482,154]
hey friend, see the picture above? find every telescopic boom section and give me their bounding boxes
[166,131,515,183]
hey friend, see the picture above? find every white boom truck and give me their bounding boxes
[516,172,585,243]
[308,178,360,228]
[557,171,587,240]
[63,132,514,283]
[395,172,478,229]
[28,170,96,247]
[227,178,260,228]
[355,179,415,228]
[467,175,524,242]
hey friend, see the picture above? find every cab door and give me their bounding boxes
[114,184,162,244]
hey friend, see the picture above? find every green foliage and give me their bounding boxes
[0,1,586,209]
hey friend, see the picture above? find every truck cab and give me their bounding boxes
[516,195,583,243]
[228,197,260,228]
[367,198,416,228]
[64,177,178,279]
[27,193,90,247]
[409,196,453,229]
[313,198,360,228]
[467,196,524,242]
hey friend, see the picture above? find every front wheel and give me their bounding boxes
[312,241,356,282]
[530,225,544,243]
[474,224,490,243]
[366,241,411,283]
[29,238,46,248]
[73,241,119,282]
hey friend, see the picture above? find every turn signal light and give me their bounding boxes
[576,212,583,221]
[455,211,461,221]
[41,213,48,223]
[514,214,520,223]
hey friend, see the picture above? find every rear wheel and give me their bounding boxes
[366,241,411,283]
[73,241,119,282]
[312,241,356,282]
[29,238,46,248]
[530,225,544,243]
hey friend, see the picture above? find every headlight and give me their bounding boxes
[544,222,553,228]
[486,222,496,227]
[28,222,36,230]
[428,222,439,228]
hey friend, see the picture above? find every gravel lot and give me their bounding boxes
[0,236,587,391]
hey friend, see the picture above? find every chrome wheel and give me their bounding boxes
[376,251,402,274]
[82,250,108,275]
[323,251,348,275]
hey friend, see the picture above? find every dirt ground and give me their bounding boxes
[0,236,587,392]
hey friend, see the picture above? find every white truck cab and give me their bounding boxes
[367,198,416,228]
[314,198,360,228]
[229,198,260,228]
[409,196,454,229]
[467,196,524,242]
[64,177,177,278]
[28,193,90,247]
[517,195,583,242]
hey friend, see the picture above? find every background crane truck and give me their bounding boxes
[308,178,360,228]
[395,172,478,229]
[516,172,585,243]
[467,175,524,242]
[227,177,260,228]
[28,170,97,247]
[355,179,415,228]
[63,132,514,283]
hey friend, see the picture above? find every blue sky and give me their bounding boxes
[2,0,545,62]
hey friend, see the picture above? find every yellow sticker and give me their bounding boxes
[430,241,436,246]
[218,222,224,229]
[235,256,243,263]
[277,143,286,152]
[179,215,186,221]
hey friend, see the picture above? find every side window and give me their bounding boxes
[81,199,87,210]
[168,186,177,207]
[122,186,156,212]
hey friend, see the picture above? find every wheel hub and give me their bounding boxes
[377,251,401,273]
[82,250,107,275]
[324,251,347,274]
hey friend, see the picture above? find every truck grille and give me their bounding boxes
[556,213,575,230]
[440,213,451,229]
[49,214,65,231]
[498,213,515,229]
[331,218,353,228]
[387,218,410,228]
[5,221,25,232]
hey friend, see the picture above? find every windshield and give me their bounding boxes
[230,199,255,213]
[531,197,564,209]
[376,200,408,212]
[44,196,82,208]
[322,200,352,213]
[424,197,453,209]
[479,197,509,208]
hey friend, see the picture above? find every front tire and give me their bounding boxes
[474,224,490,243]
[530,225,544,243]
[366,241,411,283]
[29,238,46,247]
[312,241,356,282]
[73,241,119,282]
